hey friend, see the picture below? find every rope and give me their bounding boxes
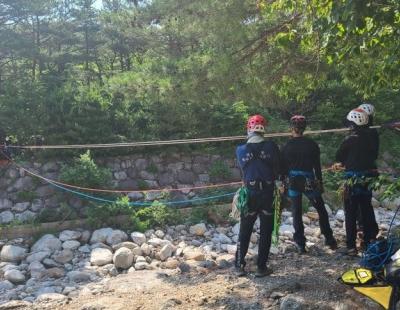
[8,156,241,194]
[48,180,235,207]
[0,151,238,207]
[8,126,372,150]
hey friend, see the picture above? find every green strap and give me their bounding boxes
[236,186,249,215]
[272,185,282,246]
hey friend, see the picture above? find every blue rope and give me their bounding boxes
[48,181,235,207]
[360,205,400,271]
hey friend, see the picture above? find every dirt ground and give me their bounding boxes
[10,244,385,310]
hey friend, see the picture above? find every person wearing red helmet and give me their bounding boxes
[235,114,283,277]
[335,109,379,256]
[282,115,337,254]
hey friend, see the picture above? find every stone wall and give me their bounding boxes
[0,153,241,224]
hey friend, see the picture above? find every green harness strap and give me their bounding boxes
[272,185,282,246]
[237,186,249,215]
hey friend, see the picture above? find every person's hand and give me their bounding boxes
[331,162,344,172]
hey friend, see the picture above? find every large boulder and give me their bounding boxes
[113,247,134,269]
[0,245,27,262]
[90,228,113,244]
[131,232,146,245]
[90,248,113,266]
[31,234,62,253]
[106,230,128,246]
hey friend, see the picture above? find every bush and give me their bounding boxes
[86,196,131,228]
[133,201,180,228]
[59,151,112,188]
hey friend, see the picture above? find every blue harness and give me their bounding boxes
[288,170,319,198]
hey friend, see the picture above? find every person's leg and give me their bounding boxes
[306,193,336,248]
[257,190,274,269]
[235,211,257,270]
[290,194,306,249]
[359,191,379,247]
[344,190,358,250]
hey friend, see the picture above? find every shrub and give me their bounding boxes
[59,151,112,188]
[133,201,181,228]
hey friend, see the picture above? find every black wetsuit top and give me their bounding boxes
[336,128,376,171]
[282,136,322,181]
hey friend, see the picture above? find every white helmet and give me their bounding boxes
[346,108,369,126]
[358,103,375,116]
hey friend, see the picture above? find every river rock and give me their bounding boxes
[90,248,113,266]
[131,232,146,245]
[90,228,113,244]
[335,210,345,221]
[159,244,175,261]
[59,230,82,242]
[183,249,205,261]
[31,234,62,253]
[28,261,45,278]
[53,249,73,264]
[0,245,27,262]
[0,280,14,291]
[189,223,207,236]
[44,267,65,279]
[106,230,128,246]
[26,251,50,264]
[113,247,134,269]
[4,269,25,284]
[67,271,92,283]
[62,240,80,251]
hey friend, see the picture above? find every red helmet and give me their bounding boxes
[247,115,267,133]
[290,115,307,130]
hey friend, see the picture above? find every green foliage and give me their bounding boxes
[60,151,112,188]
[86,196,131,228]
[133,201,180,228]
[16,191,37,202]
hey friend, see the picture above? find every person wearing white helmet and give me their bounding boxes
[334,108,379,256]
[357,103,379,242]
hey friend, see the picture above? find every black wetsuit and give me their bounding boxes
[282,136,334,247]
[336,128,379,249]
